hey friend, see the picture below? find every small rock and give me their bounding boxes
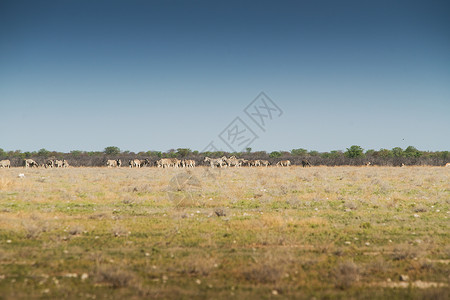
[272,290,279,295]
[6,240,12,244]
[399,274,409,281]
[344,241,351,245]
[214,209,226,217]
[413,214,419,218]
[195,279,201,285]
[365,242,370,246]
[81,273,89,281]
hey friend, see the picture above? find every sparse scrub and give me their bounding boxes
[0,166,448,299]
[334,260,359,289]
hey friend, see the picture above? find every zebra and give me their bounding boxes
[0,160,10,168]
[24,159,39,168]
[247,160,260,167]
[157,158,173,168]
[204,157,225,168]
[182,159,196,168]
[45,159,54,168]
[140,158,151,167]
[302,159,312,167]
[276,160,291,167]
[129,159,141,168]
[106,159,121,167]
[54,160,63,168]
[62,160,69,168]
[259,160,270,167]
[225,156,241,167]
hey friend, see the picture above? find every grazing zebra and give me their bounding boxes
[276,160,291,167]
[170,158,181,168]
[157,158,172,168]
[24,159,39,168]
[54,160,63,168]
[365,162,372,167]
[225,156,241,167]
[106,159,121,167]
[238,159,248,167]
[140,158,151,167]
[62,160,69,168]
[302,159,312,167]
[45,159,54,168]
[129,159,141,168]
[259,160,270,167]
[204,157,225,168]
[0,160,10,168]
[182,159,196,168]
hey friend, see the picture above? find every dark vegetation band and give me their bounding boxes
[0,146,448,167]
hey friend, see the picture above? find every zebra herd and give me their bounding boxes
[0,159,70,168]
[2,158,448,169]
[107,156,305,168]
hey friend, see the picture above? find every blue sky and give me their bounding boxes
[1,0,449,153]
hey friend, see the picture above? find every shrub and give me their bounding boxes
[345,145,364,158]
[104,146,121,155]
[269,151,282,158]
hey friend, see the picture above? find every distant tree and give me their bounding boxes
[345,145,364,158]
[392,147,404,157]
[192,150,199,155]
[246,147,252,153]
[269,151,282,158]
[176,148,192,157]
[377,148,393,158]
[291,148,308,156]
[37,148,50,156]
[70,150,83,156]
[322,150,343,158]
[104,146,121,155]
[365,149,375,156]
[308,150,320,156]
[0,148,5,157]
[404,146,422,158]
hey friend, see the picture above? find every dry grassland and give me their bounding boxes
[0,166,449,299]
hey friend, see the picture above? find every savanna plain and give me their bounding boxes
[0,166,449,299]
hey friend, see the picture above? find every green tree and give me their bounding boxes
[404,146,422,158]
[345,145,364,158]
[70,150,83,156]
[291,148,308,156]
[37,148,50,156]
[104,146,121,155]
[246,147,252,153]
[269,151,282,158]
[176,148,192,157]
[308,150,319,156]
[377,148,393,158]
[392,147,404,157]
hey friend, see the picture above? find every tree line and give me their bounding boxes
[0,146,448,167]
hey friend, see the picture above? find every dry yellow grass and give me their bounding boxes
[0,166,449,299]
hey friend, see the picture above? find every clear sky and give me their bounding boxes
[1,0,449,153]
